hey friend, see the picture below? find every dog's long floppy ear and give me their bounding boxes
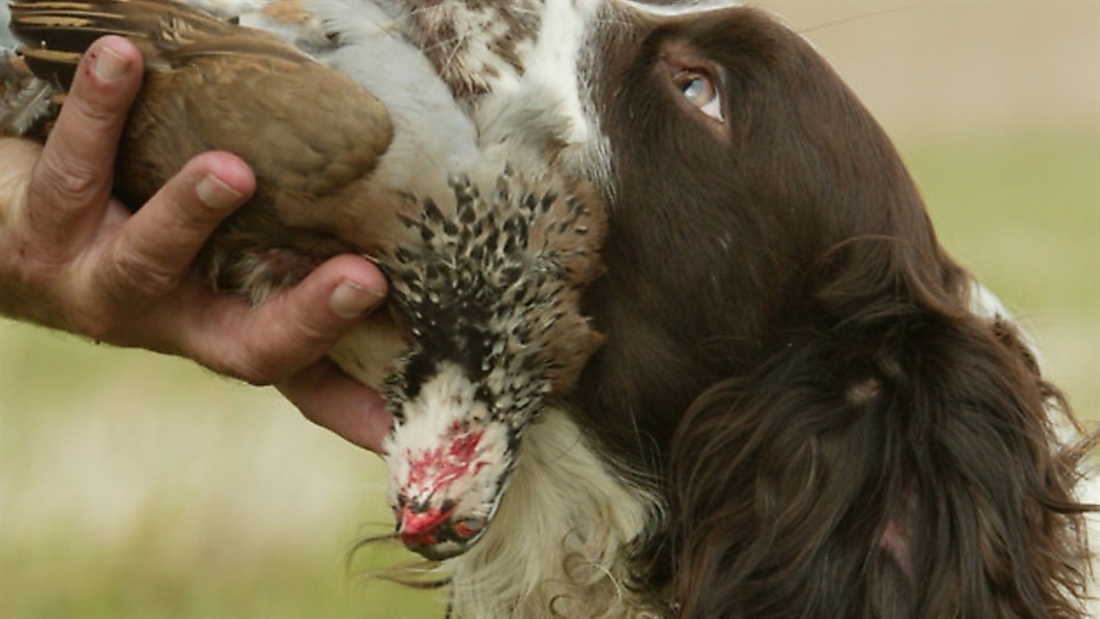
[667,243,1093,618]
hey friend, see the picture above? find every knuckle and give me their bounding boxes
[230,352,284,387]
[293,316,338,348]
[107,244,183,300]
[33,161,101,207]
[215,333,290,386]
[77,95,127,124]
[66,70,134,126]
[224,321,329,387]
[190,292,341,387]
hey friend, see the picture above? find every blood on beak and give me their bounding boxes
[398,503,455,546]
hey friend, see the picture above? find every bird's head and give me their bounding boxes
[382,362,518,560]
[375,170,604,560]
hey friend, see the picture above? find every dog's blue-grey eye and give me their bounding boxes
[672,69,723,122]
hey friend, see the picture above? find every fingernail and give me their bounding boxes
[330,281,385,319]
[92,43,129,82]
[196,173,244,210]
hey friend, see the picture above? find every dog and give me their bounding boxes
[348,1,1097,616]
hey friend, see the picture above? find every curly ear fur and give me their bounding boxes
[669,248,1094,618]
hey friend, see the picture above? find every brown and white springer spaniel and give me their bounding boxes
[277,1,1099,616]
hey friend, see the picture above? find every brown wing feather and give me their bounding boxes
[10,0,236,86]
[9,0,394,296]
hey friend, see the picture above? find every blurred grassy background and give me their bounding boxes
[2,2,1097,617]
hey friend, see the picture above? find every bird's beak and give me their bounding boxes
[397,502,455,546]
[396,500,490,560]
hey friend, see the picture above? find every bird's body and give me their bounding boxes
[7,0,398,297]
[3,0,607,563]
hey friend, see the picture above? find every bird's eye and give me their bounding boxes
[672,69,723,122]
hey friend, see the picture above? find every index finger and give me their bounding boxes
[27,36,144,248]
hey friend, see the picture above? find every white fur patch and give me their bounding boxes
[465,1,614,194]
[488,2,597,144]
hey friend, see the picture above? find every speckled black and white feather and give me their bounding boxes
[383,170,601,428]
[368,162,605,559]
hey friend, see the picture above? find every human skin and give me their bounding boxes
[0,36,394,451]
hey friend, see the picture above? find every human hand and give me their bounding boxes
[0,36,394,451]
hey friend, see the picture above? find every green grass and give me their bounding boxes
[1,124,1096,618]
[898,124,1100,421]
[0,328,447,618]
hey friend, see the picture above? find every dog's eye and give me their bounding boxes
[672,69,723,122]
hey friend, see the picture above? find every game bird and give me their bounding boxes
[2,0,607,566]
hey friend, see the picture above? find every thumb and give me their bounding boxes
[191,254,389,385]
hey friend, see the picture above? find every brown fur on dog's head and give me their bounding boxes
[285,2,1094,615]
[562,7,1094,617]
